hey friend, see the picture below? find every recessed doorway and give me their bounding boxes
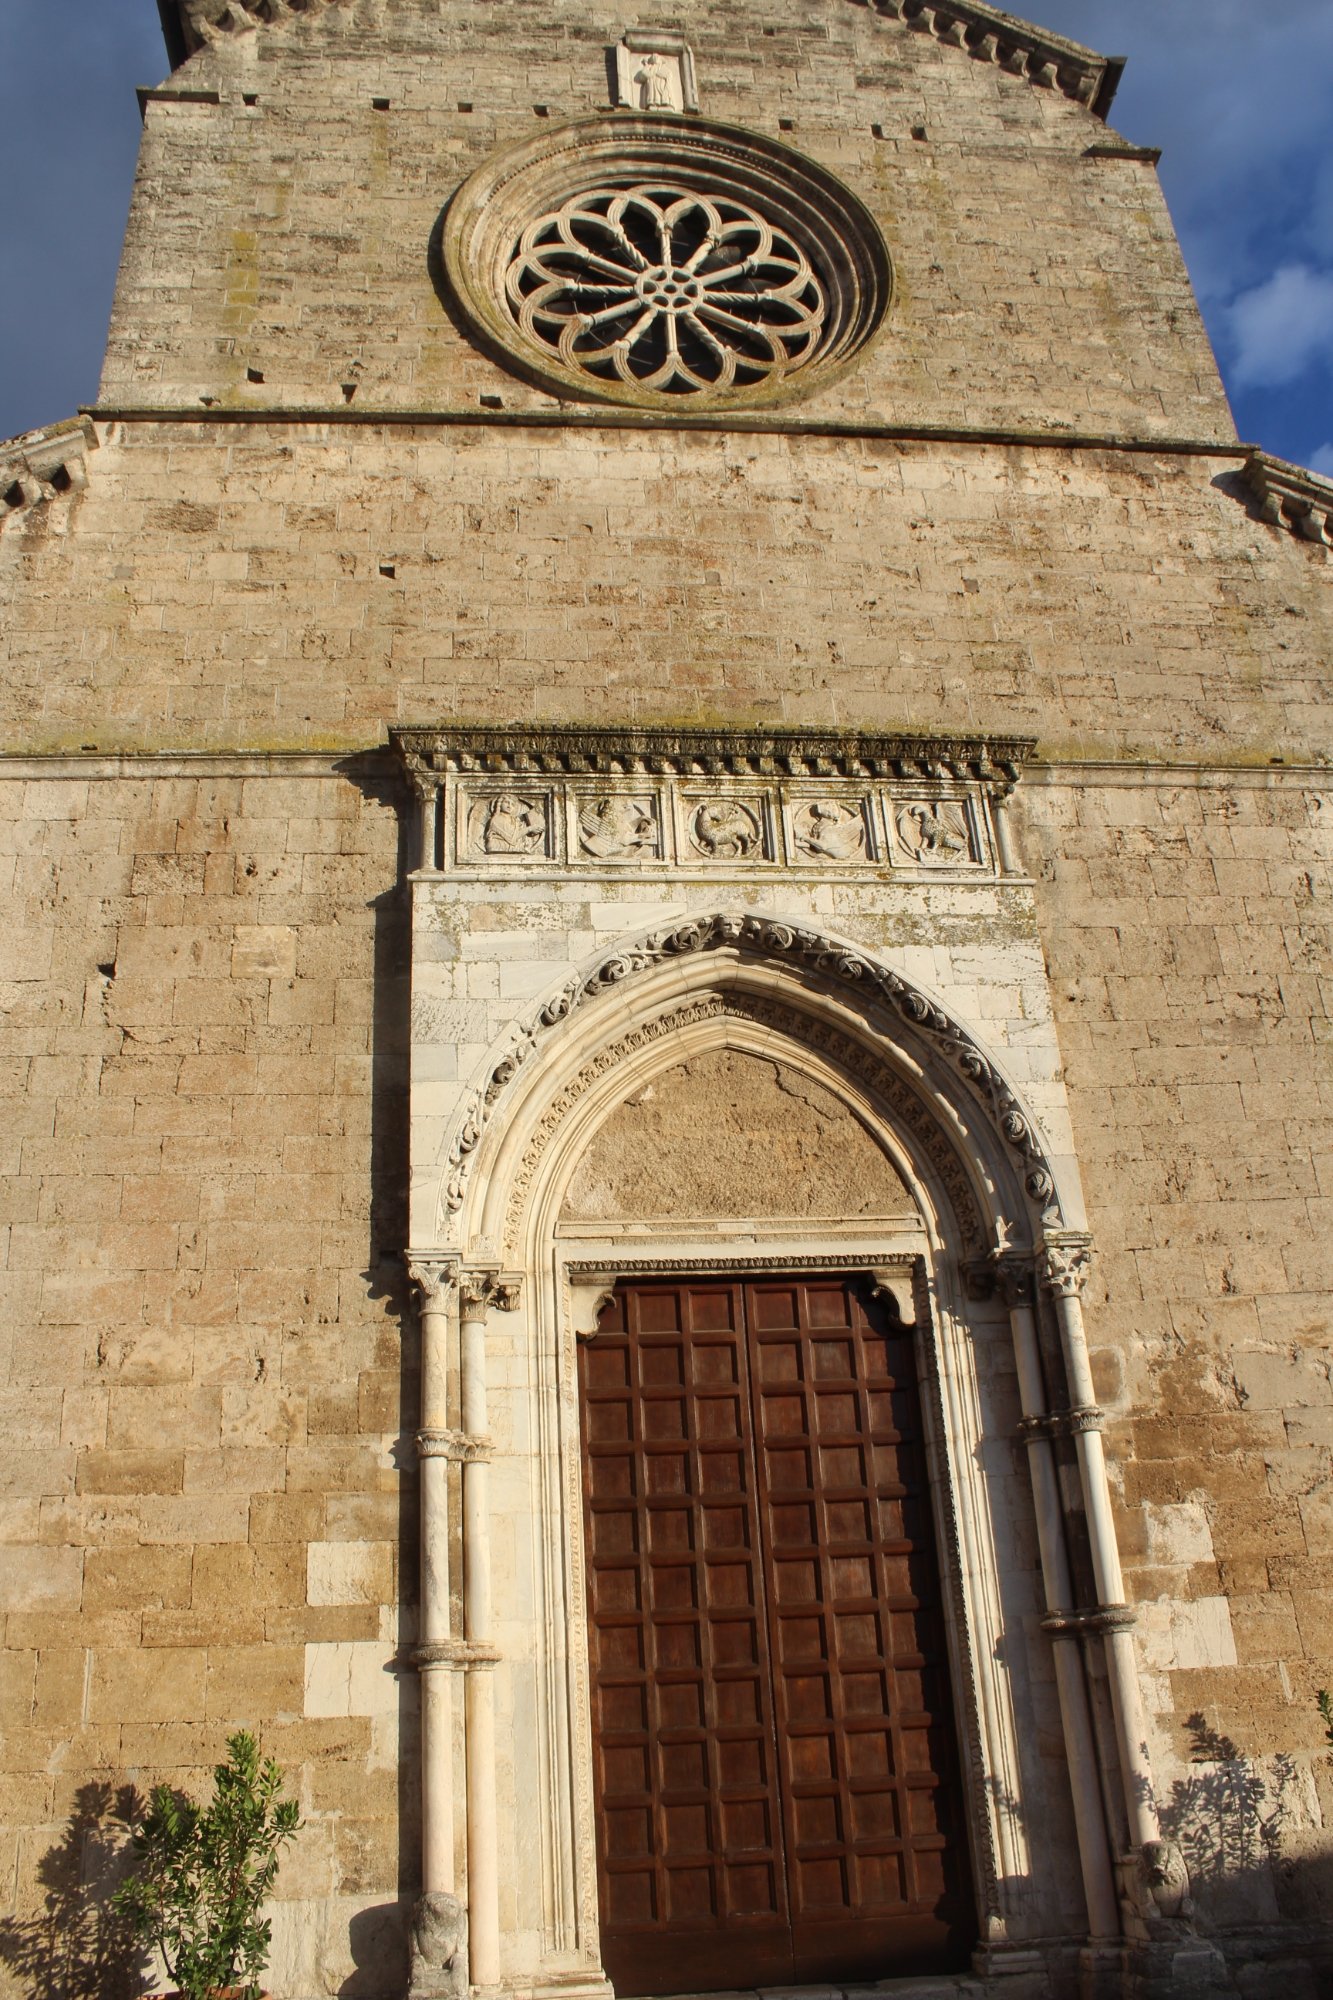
[577,1275,975,1995]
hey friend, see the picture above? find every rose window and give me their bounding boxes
[442,118,892,410]
[505,185,825,395]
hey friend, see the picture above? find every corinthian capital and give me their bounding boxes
[407,1255,459,1306]
[1039,1235,1093,1299]
[458,1270,523,1319]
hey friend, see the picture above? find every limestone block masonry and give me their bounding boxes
[2,2,1332,1999]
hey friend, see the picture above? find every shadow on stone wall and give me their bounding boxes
[0,1783,148,2000]
[342,756,418,1993]
[1159,1713,1333,1949]
[342,1902,410,1998]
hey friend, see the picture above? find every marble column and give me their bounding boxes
[1041,1237,1160,1853]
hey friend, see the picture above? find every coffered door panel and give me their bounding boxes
[580,1282,791,1996]
[579,1276,973,1996]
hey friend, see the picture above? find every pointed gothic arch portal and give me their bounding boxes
[410,920,1157,1995]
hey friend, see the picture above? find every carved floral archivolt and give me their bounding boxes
[433,910,1063,1238]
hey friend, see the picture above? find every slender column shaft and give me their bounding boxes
[415,1271,455,1895]
[416,780,440,873]
[420,1664,453,1895]
[991,789,1021,875]
[1049,1279,1159,1850]
[1007,1294,1119,1941]
[460,1290,500,1988]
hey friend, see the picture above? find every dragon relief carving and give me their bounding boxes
[434,913,1060,1239]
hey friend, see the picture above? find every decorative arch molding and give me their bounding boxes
[435,910,1068,1246]
[485,982,1030,1964]
[501,988,981,1257]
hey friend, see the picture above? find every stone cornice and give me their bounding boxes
[0,416,96,524]
[868,0,1122,118]
[1243,451,1333,547]
[390,724,1034,786]
[158,0,1121,118]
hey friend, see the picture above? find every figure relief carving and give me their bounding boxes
[578,795,659,860]
[896,799,974,864]
[690,799,764,859]
[469,792,549,858]
[792,799,867,862]
[636,51,678,110]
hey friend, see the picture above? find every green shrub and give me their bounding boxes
[113,1732,301,2000]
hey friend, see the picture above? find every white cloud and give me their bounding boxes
[1226,264,1333,388]
[1312,443,1333,477]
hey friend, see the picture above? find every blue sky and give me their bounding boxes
[2,0,1331,471]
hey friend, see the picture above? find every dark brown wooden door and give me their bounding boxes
[578,1277,974,1996]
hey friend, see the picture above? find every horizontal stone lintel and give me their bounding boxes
[391,724,1034,786]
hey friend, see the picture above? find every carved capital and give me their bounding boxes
[994,1255,1036,1310]
[407,1256,458,1308]
[457,1269,523,1320]
[1039,1235,1093,1299]
[416,1428,493,1463]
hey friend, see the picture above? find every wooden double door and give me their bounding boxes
[578,1276,974,1996]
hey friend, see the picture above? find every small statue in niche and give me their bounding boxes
[635,51,677,110]
[407,1891,468,2000]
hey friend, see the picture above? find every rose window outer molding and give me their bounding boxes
[442,117,893,411]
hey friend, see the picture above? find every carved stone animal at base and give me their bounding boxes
[407,1891,468,2000]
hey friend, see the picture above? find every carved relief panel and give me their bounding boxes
[406,728,1025,880]
[611,33,699,115]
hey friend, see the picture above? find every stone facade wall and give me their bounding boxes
[5,756,1333,1984]
[0,768,414,1995]
[1022,769,1333,1931]
[2,428,1329,761]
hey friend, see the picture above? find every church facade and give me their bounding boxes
[3,2,1333,1997]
